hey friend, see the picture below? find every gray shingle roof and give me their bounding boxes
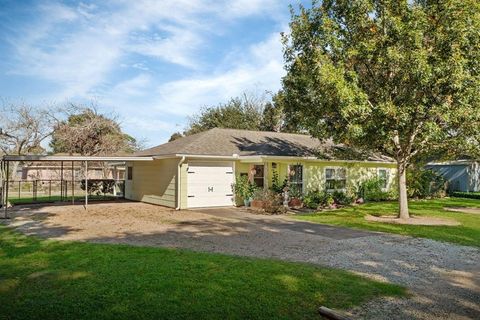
[136,128,391,162]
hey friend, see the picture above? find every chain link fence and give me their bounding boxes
[6,179,125,205]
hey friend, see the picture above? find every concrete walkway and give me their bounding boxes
[6,204,480,319]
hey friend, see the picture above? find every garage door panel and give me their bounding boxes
[187,162,234,208]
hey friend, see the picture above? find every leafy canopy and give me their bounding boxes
[50,106,139,156]
[282,0,480,164]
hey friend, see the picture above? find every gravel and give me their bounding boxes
[5,203,480,320]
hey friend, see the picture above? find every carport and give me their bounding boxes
[0,155,153,218]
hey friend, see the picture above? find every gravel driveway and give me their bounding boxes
[6,203,480,320]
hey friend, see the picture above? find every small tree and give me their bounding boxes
[282,0,480,218]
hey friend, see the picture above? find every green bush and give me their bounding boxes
[451,192,480,199]
[80,179,115,195]
[270,170,288,194]
[356,177,392,202]
[302,189,352,209]
[407,168,446,199]
[232,175,257,202]
[332,190,354,205]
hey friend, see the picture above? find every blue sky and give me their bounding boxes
[0,0,307,147]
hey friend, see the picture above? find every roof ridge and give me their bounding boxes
[209,127,312,137]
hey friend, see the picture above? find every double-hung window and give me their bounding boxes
[378,168,389,189]
[325,167,347,190]
[251,165,265,187]
[288,164,303,192]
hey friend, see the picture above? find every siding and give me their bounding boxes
[124,159,179,208]
[235,160,397,193]
[427,163,480,192]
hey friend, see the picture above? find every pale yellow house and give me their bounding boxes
[124,128,397,209]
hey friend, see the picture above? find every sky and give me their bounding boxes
[0,0,307,147]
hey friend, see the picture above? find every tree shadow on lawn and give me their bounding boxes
[0,225,405,320]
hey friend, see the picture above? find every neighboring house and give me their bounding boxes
[125,128,397,209]
[426,160,480,192]
[15,162,125,181]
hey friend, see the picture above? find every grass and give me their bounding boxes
[0,226,405,320]
[9,195,118,205]
[293,198,480,247]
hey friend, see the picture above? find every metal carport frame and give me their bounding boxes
[0,155,153,219]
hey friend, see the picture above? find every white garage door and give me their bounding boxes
[187,162,235,208]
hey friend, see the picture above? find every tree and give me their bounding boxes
[282,0,480,218]
[169,132,184,142]
[0,102,53,179]
[260,102,283,132]
[185,94,265,135]
[50,105,140,156]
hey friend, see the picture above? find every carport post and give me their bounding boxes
[72,161,75,205]
[84,160,88,210]
[3,160,9,218]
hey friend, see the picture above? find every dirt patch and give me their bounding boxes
[444,207,480,215]
[365,214,460,226]
[7,202,232,241]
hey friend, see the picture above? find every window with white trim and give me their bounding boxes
[288,164,303,192]
[378,168,389,189]
[251,165,264,187]
[325,167,347,190]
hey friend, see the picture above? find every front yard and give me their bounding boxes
[293,198,480,247]
[0,226,405,320]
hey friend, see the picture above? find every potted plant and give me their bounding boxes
[232,175,256,207]
[288,184,303,208]
[251,189,267,209]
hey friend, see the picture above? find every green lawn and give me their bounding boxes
[0,226,405,320]
[9,195,118,205]
[294,198,480,247]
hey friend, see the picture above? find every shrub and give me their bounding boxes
[302,189,352,209]
[303,190,324,209]
[356,177,392,202]
[451,192,480,200]
[270,170,288,194]
[80,179,115,195]
[252,188,286,214]
[332,190,354,205]
[232,175,257,203]
[407,168,446,199]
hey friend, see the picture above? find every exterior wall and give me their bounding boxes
[303,161,396,193]
[235,159,397,194]
[125,157,397,209]
[427,163,480,192]
[124,158,179,208]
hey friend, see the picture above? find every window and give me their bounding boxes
[325,167,347,190]
[127,166,133,180]
[378,169,389,189]
[251,165,264,187]
[288,164,303,192]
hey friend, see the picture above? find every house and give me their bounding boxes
[125,128,397,209]
[426,160,480,192]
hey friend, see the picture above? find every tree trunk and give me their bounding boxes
[397,161,410,219]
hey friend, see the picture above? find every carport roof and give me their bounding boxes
[1,155,153,161]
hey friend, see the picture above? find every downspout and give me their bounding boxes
[176,156,186,210]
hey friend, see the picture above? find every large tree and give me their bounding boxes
[50,105,140,156]
[0,102,53,179]
[185,94,266,135]
[282,0,480,218]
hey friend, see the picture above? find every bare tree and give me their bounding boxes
[0,102,54,180]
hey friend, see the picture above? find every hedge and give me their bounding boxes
[451,192,480,200]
